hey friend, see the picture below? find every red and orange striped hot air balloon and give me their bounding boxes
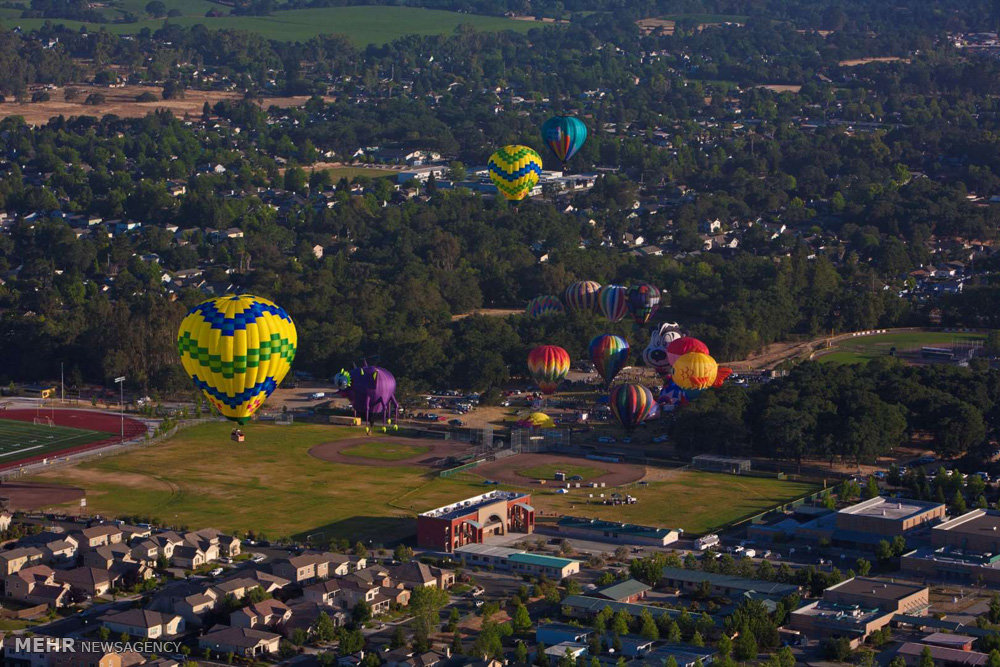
[527,345,570,395]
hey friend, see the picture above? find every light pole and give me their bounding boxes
[114,376,125,442]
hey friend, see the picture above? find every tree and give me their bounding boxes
[340,629,365,655]
[98,626,110,641]
[855,558,872,576]
[314,612,337,641]
[515,641,529,664]
[352,600,372,626]
[988,649,1000,667]
[919,646,935,667]
[989,594,1000,624]
[84,92,106,106]
[353,541,368,557]
[535,641,550,667]
[512,603,532,634]
[734,627,758,661]
[394,544,414,562]
[145,0,166,16]
[888,659,906,667]
[611,609,631,636]
[690,631,705,647]
[391,626,406,649]
[638,609,659,641]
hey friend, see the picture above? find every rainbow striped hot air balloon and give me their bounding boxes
[589,334,630,387]
[527,345,570,395]
[597,284,628,322]
[564,280,602,312]
[488,145,543,201]
[526,295,565,318]
[626,282,661,326]
[609,383,655,433]
[177,294,297,424]
[541,115,588,166]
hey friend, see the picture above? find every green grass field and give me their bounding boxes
[0,6,537,45]
[0,418,108,461]
[322,167,398,180]
[817,331,985,365]
[341,441,429,461]
[663,13,749,23]
[516,463,604,481]
[28,422,817,541]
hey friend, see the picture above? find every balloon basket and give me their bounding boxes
[230,428,245,443]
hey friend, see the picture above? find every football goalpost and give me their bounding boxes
[32,416,55,427]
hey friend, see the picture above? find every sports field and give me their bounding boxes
[817,331,984,364]
[0,418,108,461]
[28,422,818,542]
[516,463,604,481]
[0,6,537,45]
[341,441,430,461]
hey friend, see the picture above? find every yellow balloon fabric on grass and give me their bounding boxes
[177,294,297,424]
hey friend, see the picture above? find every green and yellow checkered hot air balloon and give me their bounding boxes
[488,144,543,201]
[177,294,297,424]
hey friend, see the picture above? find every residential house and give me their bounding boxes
[282,600,347,639]
[230,598,292,630]
[172,545,208,569]
[593,579,651,603]
[99,608,185,639]
[388,562,454,590]
[0,547,44,575]
[151,532,185,560]
[4,564,69,607]
[74,525,123,550]
[83,543,133,569]
[271,552,352,583]
[131,539,159,563]
[54,566,113,597]
[211,577,263,603]
[303,579,341,606]
[199,625,281,658]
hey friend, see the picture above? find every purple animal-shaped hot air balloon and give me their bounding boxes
[333,365,400,433]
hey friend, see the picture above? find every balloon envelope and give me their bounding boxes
[177,294,297,424]
[589,334,629,386]
[564,281,602,312]
[597,284,629,322]
[666,336,709,366]
[333,366,399,425]
[609,383,655,432]
[527,345,570,395]
[626,282,661,326]
[526,295,565,318]
[488,145,543,201]
[518,412,556,428]
[672,352,719,391]
[541,115,588,164]
[643,322,684,375]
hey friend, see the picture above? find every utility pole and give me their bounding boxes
[60,363,64,403]
[114,376,125,442]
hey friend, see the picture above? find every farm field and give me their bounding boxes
[817,331,984,365]
[28,422,817,542]
[0,6,537,45]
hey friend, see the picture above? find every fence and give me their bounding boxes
[438,459,486,478]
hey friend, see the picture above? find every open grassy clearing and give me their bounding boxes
[340,440,430,461]
[28,422,817,541]
[817,331,984,365]
[0,6,538,45]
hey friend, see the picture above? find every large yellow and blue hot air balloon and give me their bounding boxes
[542,115,587,166]
[488,145,543,201]
[177,294,297,424]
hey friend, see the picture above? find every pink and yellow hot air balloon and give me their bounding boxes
[666,336,709,367]
[671,351,733,400]
[527,345,570,395]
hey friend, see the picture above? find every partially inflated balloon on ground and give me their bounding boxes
[177,294,297,424]
[527,345,570,395]
[488,145,543,201]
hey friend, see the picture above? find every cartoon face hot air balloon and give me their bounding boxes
[177,294,296,424]
[626,282,661,326]
[672,352,719,391]
[488,145,543,201]
[609,383,655,432]
[527,345,570,395]
[643,322,684,376]
[564,281,602,312]
[526,295,565,318]
[597,284,628,322]
[589,334,629,387]
[541,115,587,166]
[666,336,709,367]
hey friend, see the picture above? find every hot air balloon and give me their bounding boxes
[333,365,400,432]
[517,412,556,429]
[643,322,684,376]
[597,284,628,322]
[657,381,688,411]
[589,334,630,387]
[626,282,661,326]
[177,294,297,424]
[488,145,543,201]
[666,337,709,367]
[564,281,602,312]
[526,295,565,318]
[541,115,587,167]
[672,352,719,391]
[527,345,570,395]
[609,383,655,432]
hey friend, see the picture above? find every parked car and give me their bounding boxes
[449,419,465,426]
[309,392,326,400]
[651,434,669,443]
[209,567,224,576]
[597,436,616,444]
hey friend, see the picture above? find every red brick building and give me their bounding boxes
[417,491,534,552]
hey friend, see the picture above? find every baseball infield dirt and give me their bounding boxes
[308,437,473,467]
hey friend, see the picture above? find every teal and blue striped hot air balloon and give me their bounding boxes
[542,115,587,166]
